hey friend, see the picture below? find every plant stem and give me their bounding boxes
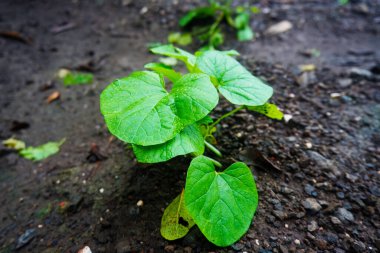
[210,105,245,129]
[205,156,222,168]
[204,140,222,157]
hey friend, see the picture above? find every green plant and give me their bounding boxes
[100,45,282,246]
[169,0,259,49]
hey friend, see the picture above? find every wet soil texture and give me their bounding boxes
[0,0,379,252]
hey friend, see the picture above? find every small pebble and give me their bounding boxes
[137,200,144,207]
[284,114,293,123]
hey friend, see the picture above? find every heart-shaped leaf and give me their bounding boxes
[132,124,204,163]
[184,156,258,246]
[161,190,195,240]
[100,71,218,146]
[195,51,273,106]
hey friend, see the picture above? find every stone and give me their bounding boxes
[279,245,288,253]
[303,198,322,212]
[336,208,354,222]
[307,151,341,176]
[337,78,352,88]
[273,210,287,220]
[308,220,318,232]
[16,229,36,249]
[331,216,342,225]
[349,67,372,79]
[304,184,318,197]
[232,242,244,251]
[352,240,366,252]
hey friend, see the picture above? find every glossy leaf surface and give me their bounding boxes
[195,51,273,106]
[184,156,258,246]
[132,124,204,163]
[100,71,218,146]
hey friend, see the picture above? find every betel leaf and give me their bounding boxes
[151,44,196,68]
[247,103,283,120]
[161,190,195,240]
[144,63,182,83]
[184,156,258,246]
[195,51,273,106]
[100,71,218,146]
[132,124,204,163]
[19,139,65,161]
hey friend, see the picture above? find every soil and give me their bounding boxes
[0,0,379,252]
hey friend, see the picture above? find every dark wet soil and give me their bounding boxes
[0,0,379,252]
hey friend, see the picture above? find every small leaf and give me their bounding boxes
[184,156,258,246]
[132,124,204,163]
[168,32,192,46]
[19,139,65,161]
[2,138,26,151]
[100,71,218,146]
[59,69,94,86]
[161,190,195,240]
[144,63,182,83]
[150,44,196,68]
[234,12,250,29]
[247,103,283,120]
[237,25,254,41]
[209,30,224,48]
[195,50,273,106]
[250,6,261,14]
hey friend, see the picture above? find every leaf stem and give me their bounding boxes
[204,140,222,157]
[205,156,222,168]
[210,105,245,129]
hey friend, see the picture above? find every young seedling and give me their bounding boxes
[169,0,259,49]
[100,45,283,246]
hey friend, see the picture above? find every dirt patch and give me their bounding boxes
[0,0,379,252]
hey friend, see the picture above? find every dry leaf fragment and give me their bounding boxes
[47,91,60,103]
[0,31,32,44]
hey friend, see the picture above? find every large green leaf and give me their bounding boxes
[161,190,195,240]
[184,156,258,246]
[150,44,196,68]
[132,124,204,163]
[100,71,218,146]
[195,51,273,106]
[247,103,283,120]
